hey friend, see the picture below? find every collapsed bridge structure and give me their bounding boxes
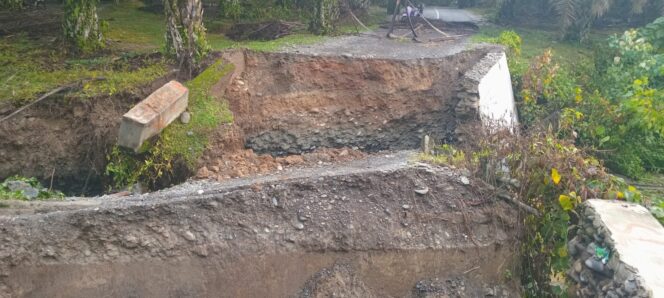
[1,40,524,297]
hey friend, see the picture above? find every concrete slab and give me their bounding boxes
[587,199,664,297]
[118,80,189,151]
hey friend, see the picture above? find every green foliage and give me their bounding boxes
[495,0,661,42]
[105,59,234,189]
[639,17,664,51]
[219,0,305,21]
[0,0,23,9]
[494,30,523,57]
[64,0,104,52]
[424,129,644,296]
[0,176,64,201]
[515,19,664,178]
[478,30,523,70]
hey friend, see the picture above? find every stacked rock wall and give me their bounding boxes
[568,199,664,297]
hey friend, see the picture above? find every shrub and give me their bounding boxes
[424,126,645,296]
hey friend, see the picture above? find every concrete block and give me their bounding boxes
[118,80,189,151]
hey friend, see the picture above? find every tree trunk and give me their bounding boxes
[164,0,209,79]
[309,0,340,35]
[63,0,103,52]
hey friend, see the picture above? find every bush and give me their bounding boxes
[422,125,645,296]
[515,19,664,178]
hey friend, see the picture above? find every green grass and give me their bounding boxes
[636,174,664,223]
[208,33,324,52]
[472,24,596,68]
[160,59,234,168]
[101,2,165,50]
[0,34,168,102]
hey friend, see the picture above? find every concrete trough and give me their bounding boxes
[118,80,189,151]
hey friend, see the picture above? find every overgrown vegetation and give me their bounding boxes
[105,59,233,189]
[424,126,645,296]
[449,17,664,296]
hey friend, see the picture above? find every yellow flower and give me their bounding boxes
[551,168,561,185]
[559,194,574,211]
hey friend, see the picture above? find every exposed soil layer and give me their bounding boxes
[0,75,176,195]
[225,49,494,156]
[0,158,521,297]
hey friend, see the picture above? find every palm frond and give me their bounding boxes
[630,0,648,15]
[591,0,612,17]
[550,0,579,28]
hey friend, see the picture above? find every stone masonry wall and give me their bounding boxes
[567,199,664,297]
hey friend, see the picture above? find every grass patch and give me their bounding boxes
[472,24,596,69]
[0,176,64,201]
[161,59,235,167]
[100,2,165,51]
[635,174,664,223]
[0,34,168,102]
[208,33,324,52]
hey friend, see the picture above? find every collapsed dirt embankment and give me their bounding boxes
[225,49,491,156]
[0,74,177,195]
[0,159,521,297]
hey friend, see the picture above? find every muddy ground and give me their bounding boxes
[0,153,522,297]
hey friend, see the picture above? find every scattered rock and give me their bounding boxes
[180,111,191,124]
[197,167,210,178]
[414,187,429,195]
[402,204,412,210]
[573,260,583,273]
[123,235,139,248]
[5,180,40,200]
[459,176,470,185]
[292,221,305,230]
[183,231,196,241]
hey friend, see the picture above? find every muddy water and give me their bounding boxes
[8,247,514,297]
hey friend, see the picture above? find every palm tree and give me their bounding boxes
[163,0,209,79]
[62,0,103,51]
[551,0,663,41]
